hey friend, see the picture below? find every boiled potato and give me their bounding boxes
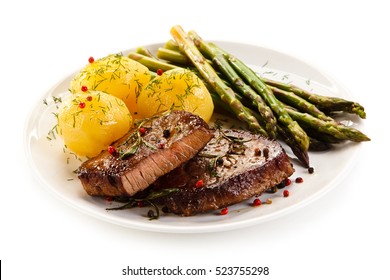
[57,91,132,157]
[137,68,214,122]
[70,54,151,119]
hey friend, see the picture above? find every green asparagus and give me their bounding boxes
[164,39,181,52]
[128,52,178,72]
[284,106,370,142]
[135,47,159,60]
[269,85,335,122]
[157,47,190,65]
[263,77,366,118]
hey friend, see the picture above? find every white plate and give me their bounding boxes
[24,41,365,233]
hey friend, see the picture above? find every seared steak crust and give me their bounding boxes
[77,111,213,197]
[152,129,294,216]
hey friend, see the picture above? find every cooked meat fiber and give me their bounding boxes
[152,129,294,216]
[77,111,213,197]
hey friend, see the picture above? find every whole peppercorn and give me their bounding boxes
[295,177,304,183]
[195,179,204,188]
[163,129,171,138]
[107,145,117,155]
[220,207,229,215]
[139,127,146,135]
[277,180,286,189]
[253,198,262,206]
[216,157,224,165]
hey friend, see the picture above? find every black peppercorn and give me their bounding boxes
[277,180,286,189]
[216,157,224,165]
[163,129,171,138]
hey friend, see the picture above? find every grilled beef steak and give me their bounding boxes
[152,129,294,216]
[77,111,213,197]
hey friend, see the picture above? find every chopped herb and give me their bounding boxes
[53,96,62,104]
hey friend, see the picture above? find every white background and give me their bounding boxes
[1,0,388,279]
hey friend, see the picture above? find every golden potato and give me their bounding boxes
[70,54,151,119]
[57,91,132,157]
[137,68,214,122]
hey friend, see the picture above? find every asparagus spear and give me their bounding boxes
[128,52,178,72]
[170,25,267,136]
[269,85,335,122]
[188,30,278,139]
[135,47,159,60]
[157,47,190,65]
[284,106,370,142]
[219,44,310,154]
[263,77,366,119]
[302,126,342,144]
[276,125,310,167]
[164,39,181,52]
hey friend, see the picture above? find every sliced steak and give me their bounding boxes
[152,129,294,216]
[77,111,213,197]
